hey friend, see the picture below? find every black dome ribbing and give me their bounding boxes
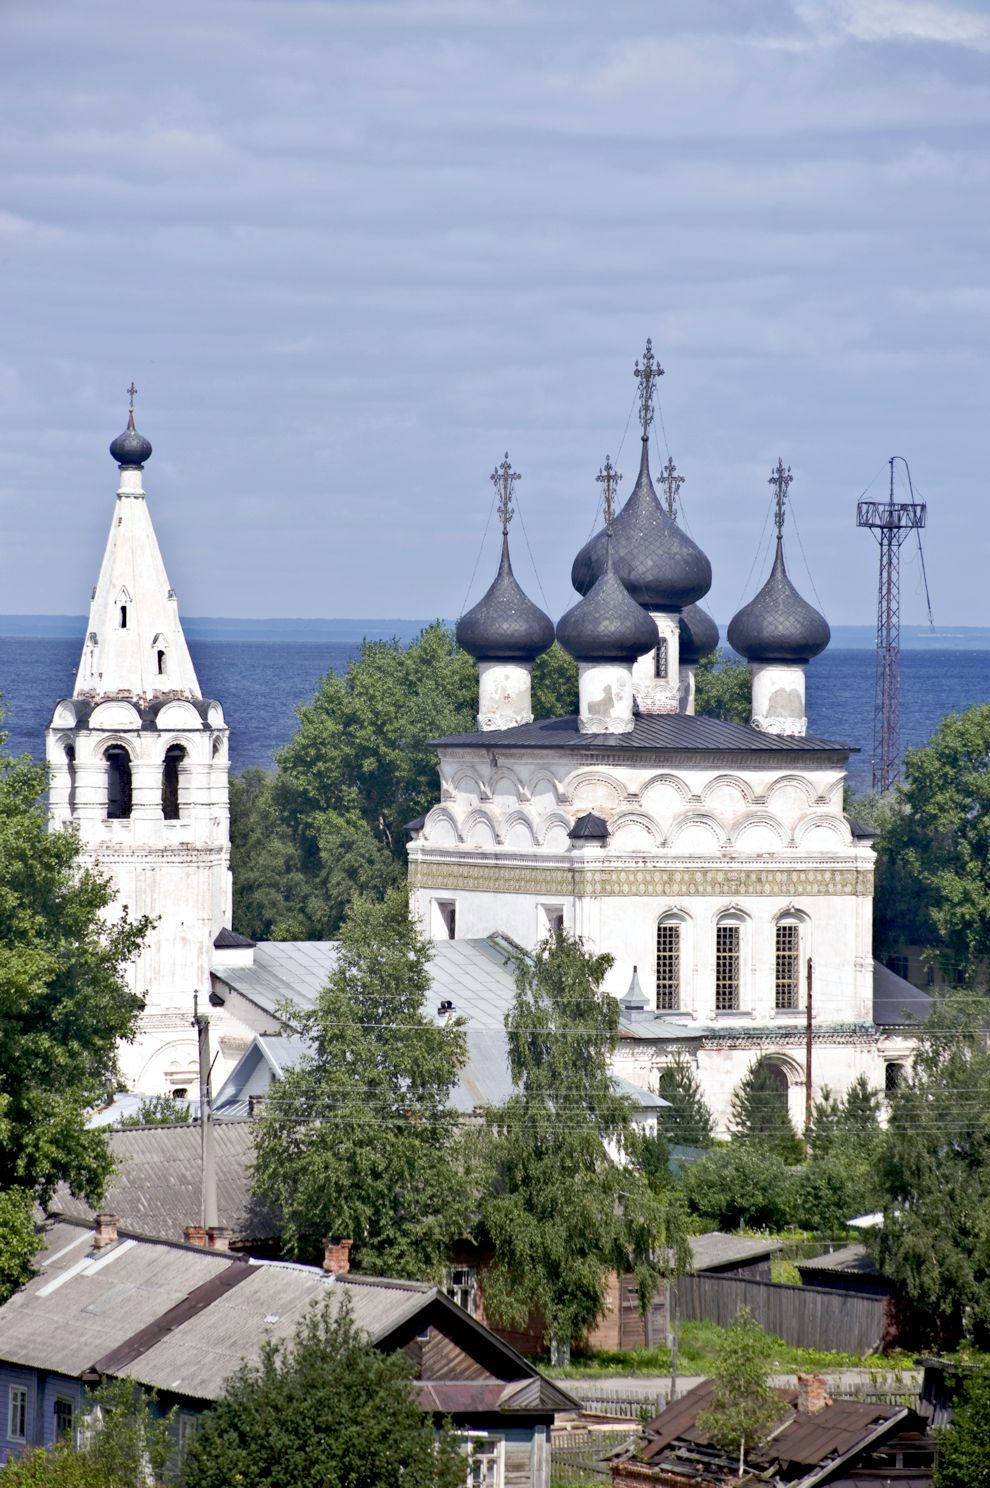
[456,537,555,662]
[556,540,659,664]
[727,539,830,663]
[571,439,711,610]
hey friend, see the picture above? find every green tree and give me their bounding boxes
[0,747,150,1302]
[795,1076,883,1230]
[694,651,751,725]
[180,1296,464,1488]
[869,705,990,985]
[477,933,686,1363]
[0,1187,37,1304]
[872,995,990,1347]
[696,1306,782,1465]
[119,1094,191,1128]
[252,889,469,1279]
[729,1059,804,1161]
[655,1054,716,1147]
[934,1367,990,1488]
[0,1378,176,1486]
[679,1144,795,1232]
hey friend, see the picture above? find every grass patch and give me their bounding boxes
[544,1320,916,1378]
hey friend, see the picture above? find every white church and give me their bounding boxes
[47,361,927,1129]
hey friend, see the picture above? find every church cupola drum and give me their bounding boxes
[46,389,232,1093]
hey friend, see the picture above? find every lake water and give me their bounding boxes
[3,633,988,795]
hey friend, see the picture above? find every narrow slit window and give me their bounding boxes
[775,923,800,1010]
[654,637,668,680]
[162,745,184,821]
[157,649,167,676]
[656,922,680,1011]
[715,924,740,1011]
[119,604,127,629]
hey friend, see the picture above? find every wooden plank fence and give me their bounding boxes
[678,1273,888,1355]
[550,1430,637,1485]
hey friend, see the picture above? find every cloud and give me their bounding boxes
[796,0,990,50]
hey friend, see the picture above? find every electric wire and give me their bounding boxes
[513,493,552,614]
[458,483,498,620]
[787,502,827,616]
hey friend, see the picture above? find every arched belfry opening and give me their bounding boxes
[105,746,132,820]
[162,744,186,821]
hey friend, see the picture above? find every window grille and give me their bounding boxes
[8,1386,27,1442]
[775,923,800,1010]
[715,924,740,1010]
[885,1061,905,1094]
[656,923,680,1011]
[654,637,668,679]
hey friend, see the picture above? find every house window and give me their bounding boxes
[655,922,680,1011]
[446,1266,478,1316]
[775,923,800,1011]
[467,1438,504,1488]
[105,747,132,820]
[162,745,185,821]
[8,1385,27,1442]
[715,923,740,1011]
[53,1397,75,1443]
[178,1414,198,1460]
[654,638,668,680]
[886,954,909,980]
[885,1061,905,1094]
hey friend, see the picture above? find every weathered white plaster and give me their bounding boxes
[750,661,807,736]
[632,611,680,714]
[578,662,635,733]
[477,660,533,730]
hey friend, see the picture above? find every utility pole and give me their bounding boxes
[804,959,814,1134]
[193,993,218,1230]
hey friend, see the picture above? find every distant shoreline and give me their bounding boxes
[1,616,990,651]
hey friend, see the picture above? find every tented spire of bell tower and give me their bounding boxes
[74,388,201,703]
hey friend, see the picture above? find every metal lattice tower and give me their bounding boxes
[856,457,927,794]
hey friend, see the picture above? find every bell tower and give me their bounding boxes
[46,390,232,1093]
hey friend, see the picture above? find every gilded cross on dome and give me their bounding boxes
[769,458,793,538]
[660,457,684,520]
[491,452,520,536]
[127,381,137,411]
[596,456,621,534]
[633,338,664,436]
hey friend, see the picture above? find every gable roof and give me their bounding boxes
[689,1232,783,1271]
[0,1219,575,1413]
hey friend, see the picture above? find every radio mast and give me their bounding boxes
[856,457,929,794]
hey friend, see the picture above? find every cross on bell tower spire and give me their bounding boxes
[491,452,520,537]
[126,381,138,430]
[596,455,621,534]
[634,338,664,438]
[770,457,793,539]
[659,457,684,520]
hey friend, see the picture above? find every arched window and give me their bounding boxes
[656,919,681,1011]
[157,649,167,676]
[715,918,741,1010]
[105,746,132,820]
[64,744,76,814]
[162,745,185,821]
[775,921,801,1010]
[885,1061,905,1094]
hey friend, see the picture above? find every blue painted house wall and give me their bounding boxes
[0,1365,83,1461]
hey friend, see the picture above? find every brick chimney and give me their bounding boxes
[183,1224,208,1248]
[92,1213,119,1249]
[797,1373,831,1415]
[207,1226,231,1251]
[322,1237,353,1275]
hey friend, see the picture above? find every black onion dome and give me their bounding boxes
[455,537,554,662]
[570,440,712,610]
[109,410,152,468]
[727,539,830,663]
[679,604,720,663]
[556,543,659,664]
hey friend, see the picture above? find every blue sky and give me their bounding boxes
[1,0,987,625]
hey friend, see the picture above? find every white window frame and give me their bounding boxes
[446,1265,478,1316]
[8,1384,27,1442]
[464,1435,504,1488]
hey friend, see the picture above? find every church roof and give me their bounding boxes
[456,536,554,663]
[433,712,852,755]
[570,439,712,611]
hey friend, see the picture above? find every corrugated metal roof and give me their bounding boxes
[50,1122,278,1243]
[214,941,338,1017]
[433,713,852,755]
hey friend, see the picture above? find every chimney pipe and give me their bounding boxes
[207,1226,231,1251]
[322,1237,353,1275]
[93,1213,119,1249]
[796,1373,830,1415]
[183,1224,208,1248]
